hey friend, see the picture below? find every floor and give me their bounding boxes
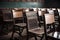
[0,32,45,40]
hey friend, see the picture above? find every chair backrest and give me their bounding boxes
[12,9,23,18]
[24,8,29,12]
[54,9,59,16]
[41,8,46,11]
[12,9,24,23]
[47,9,54,14]
[38,10,45,16]
[26,11,39,30]
[33,8,37,11]
[57,8,60,16]
[44,14,55,24]
[49,10,54,14]
[44,14,56,32]
[53,9,59,24]
[2,9,13,20]
[52,8,56,11]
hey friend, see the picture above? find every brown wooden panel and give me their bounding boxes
[0,0,44,2]
[2,9,13,20]
[12,9,23,18]
[8,0,15,2]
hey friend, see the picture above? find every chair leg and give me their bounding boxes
[27,34,29,40]
[10,26,15,40]
[19,28,22,40]
[26,31,30,40]
[26,26,29,40]
[40,34,44,40]
[34,36,37,40]
[10,31,15,40]
[19,27,24,40]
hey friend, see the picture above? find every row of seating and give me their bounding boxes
[1,8,60,40]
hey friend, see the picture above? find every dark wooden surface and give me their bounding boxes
[0,0,44,2]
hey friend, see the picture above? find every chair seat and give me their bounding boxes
[28,27,44,35]
[47,31,60,39]
[40,21,44,23]
[3,19,13,22]
[15,23,26,27]
[29,27,50,35]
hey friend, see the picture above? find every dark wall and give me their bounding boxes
[45,0,60,7]
[0,0,60,7]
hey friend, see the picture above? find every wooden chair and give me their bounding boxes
[48,10,54,14]
[52,8,56,11]
[11,9,26,40]
[43,14,57,40]
[57,8,60,16]
[47,9,60,40]
[47,8,59,29]
[26,11,47,40]
[53,9,59,29]
[2,9,13,34]
[38,8,46,26]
